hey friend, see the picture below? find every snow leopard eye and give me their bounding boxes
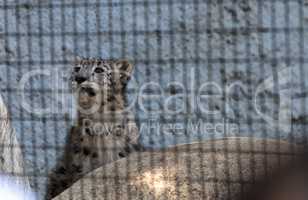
[74,67,81,72]
[94,67,104,73]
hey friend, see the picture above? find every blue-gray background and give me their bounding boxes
[0,0,308,198]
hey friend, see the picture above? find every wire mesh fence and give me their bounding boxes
[0,0,307,199]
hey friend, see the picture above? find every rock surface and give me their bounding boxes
[53,138,303,200]
[0,93,32,196]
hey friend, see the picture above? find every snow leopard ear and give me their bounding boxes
[114,60,134,84]
[73,54,85,66]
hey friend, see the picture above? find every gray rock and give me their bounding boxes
[53,137,303,200]
[0,93,33,198]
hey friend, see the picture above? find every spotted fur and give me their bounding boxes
[45,58,141,199]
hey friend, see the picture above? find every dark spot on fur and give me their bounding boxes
[55,166,66,174]
[47,187,57,199]
[121,62,129,71]
[72,164,83,173]
[92,152,98,158]
[83,147,91,156]
[118,152,125,158]
[115,129,122,137]
[85,128,91,135]
[109,106,116,111]
[124,146,131,153]
[125,136,131,142]
[120,83,127,90]
[133,144,144,151]
[60,181,68,188]
[73,144,81,153]
[107,96,115,102]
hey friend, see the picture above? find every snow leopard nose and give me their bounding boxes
[75,76,87,84]
[81,86,96,97]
